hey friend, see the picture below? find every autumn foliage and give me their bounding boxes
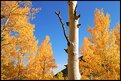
[1,1,56,80]
[1,1,120,80]
[80,9,120,80]
[26,36,57,80]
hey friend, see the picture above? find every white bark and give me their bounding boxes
[55,1,81,80]
[68,1,81,80]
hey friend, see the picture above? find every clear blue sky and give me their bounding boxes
[30,1,120,74]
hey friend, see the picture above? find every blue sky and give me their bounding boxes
[30,1,120,74]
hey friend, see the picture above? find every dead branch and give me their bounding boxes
[55,11,70,46]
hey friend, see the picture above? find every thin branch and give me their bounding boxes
[1,43,10,47]
[1,2,20,31]
[2,18,9,31]
[64,49,68,53]
[79,56,86,62]
[8,1,21,17]
[55,11,70,45]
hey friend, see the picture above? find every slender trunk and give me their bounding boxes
[68,1,81,80]
[42,60,46,79]
[55,1,81,80]
[18,54,21,80]
[18,53,23,80]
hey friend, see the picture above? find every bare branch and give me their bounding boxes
[77,24,81,28]
[1,43,10,47]
[64,49,68,53]
[79,56,86,62]
[55,11,70,46]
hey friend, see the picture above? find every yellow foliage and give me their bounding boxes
[1,1,39,80]
[80,9,120,80]
[26,36,57,80]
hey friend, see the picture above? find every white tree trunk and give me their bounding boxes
[68,1,81,80]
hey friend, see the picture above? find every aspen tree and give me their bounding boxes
[55,1,81,80]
